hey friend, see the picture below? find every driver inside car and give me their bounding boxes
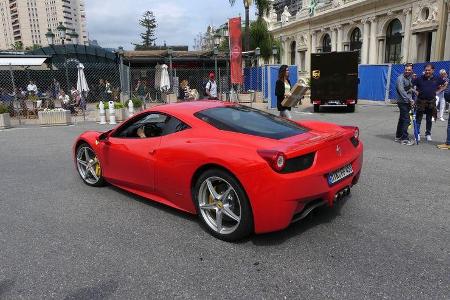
[136,124,162,138]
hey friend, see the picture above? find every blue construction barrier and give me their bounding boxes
[389,61,450,100]
[358,65,389,101]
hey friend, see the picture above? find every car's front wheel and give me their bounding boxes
[194,169,253,241]
[76,143,106,187]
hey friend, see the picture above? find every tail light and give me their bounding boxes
[312,100,321,105]
[257,150,286,172]
[346,99,356,104]
[342,126,360,147]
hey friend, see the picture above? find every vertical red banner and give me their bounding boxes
[229,17,243,84]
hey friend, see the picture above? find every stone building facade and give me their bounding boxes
[267,0,450,75]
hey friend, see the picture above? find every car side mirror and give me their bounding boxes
[98,130,111,142]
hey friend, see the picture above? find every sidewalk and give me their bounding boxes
[5,99,390,127]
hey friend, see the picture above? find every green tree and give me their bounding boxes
[134,10,157,50]
[11,41,23,50]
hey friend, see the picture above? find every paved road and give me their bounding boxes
[0,104,449,299]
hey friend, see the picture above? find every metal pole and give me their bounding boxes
[9,63,21,125]
[169,54,173,94]
[63,40,69,93]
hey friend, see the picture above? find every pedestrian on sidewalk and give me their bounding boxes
[205,72,218,100]
[412,64,445,142]
[395,63,414,145]
[276,65,292,119]
[435,69,448,122]
[437,94,450,150]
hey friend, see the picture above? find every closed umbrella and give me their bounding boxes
[76,63,89,111]
[76,63,89,93]
[159,64,170,92]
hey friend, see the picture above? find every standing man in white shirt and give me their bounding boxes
[205,72,218,100]
[27,81,38,95]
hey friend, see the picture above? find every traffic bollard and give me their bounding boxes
[99,101,106,124]
[128,99,134,117]
[108,101,116,125]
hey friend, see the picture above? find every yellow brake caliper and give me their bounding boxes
[94,157,101,176]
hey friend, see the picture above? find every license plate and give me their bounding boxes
[328,164,353,185]
[327,100,340,105]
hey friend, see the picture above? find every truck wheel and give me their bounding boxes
[313,104,320,113]
[347,104,355,113]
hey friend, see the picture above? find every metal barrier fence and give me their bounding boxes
[358,61,450,102]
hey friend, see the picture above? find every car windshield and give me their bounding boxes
[194,106,308,139]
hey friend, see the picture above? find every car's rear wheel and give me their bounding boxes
[194,169,253,241]
[76,143,106,187]
[313,104,320,112]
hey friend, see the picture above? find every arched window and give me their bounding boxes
[385,19,403,63]
[350,28,362,51]
[322,34,331,53]
[290,41,296,65]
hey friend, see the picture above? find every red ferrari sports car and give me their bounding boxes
[74,101,363,241]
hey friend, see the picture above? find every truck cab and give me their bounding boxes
[310,51,359,113]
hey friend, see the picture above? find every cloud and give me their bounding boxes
[85,0,256,50]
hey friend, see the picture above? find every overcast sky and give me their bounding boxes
[85,0,256,50]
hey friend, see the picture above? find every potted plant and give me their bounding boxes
[97,101,126,122]
[38,108,72,126]
[130,98,144,111]
[238,90,254,104]
[0,103,11,129]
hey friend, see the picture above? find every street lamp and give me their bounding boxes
[68,29,79,45]
[272,45,279,64]
[57,22,69,92]
[57,22,67,44]
[45,28,55,45]
[167,47,173,92]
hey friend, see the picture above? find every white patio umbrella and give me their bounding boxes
[76,63,89,93]
[159,64,170,92]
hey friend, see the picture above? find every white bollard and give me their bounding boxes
[99,101,106,124]
[128,99,134,117]
[108,101,116,125]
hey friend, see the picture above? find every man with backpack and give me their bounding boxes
[205,72,218,100]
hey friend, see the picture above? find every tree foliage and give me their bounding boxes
[134,11,157,50]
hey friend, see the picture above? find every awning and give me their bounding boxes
[0,55,49,66]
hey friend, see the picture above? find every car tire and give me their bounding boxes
[75,143,106,187]
[347,104,355,113]
[313,104,320,113]
[193,168,253,241]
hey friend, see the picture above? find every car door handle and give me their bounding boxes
[149,149,157,155]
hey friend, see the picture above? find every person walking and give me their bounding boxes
[436,69,448,122]
[275,65,292,119]
[205,72,218,100]
[413,64,445,142]
[135,79,147,101]
[395,63,415,145]
[437,92,450,149]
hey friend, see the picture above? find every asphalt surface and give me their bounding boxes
[0,104,449,299]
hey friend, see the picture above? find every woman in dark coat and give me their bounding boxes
[275,65,292,119]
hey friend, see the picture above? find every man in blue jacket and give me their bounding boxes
[395,63,414,145]
[413,64,446,142]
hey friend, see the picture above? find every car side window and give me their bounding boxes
[113,113,168,139]
[162,116,190,136]
[112,113,189,139]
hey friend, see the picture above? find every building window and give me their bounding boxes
[322,34,331,53]
[385,19,403,63]
[290,41,296,65]
[350,28,362,52]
